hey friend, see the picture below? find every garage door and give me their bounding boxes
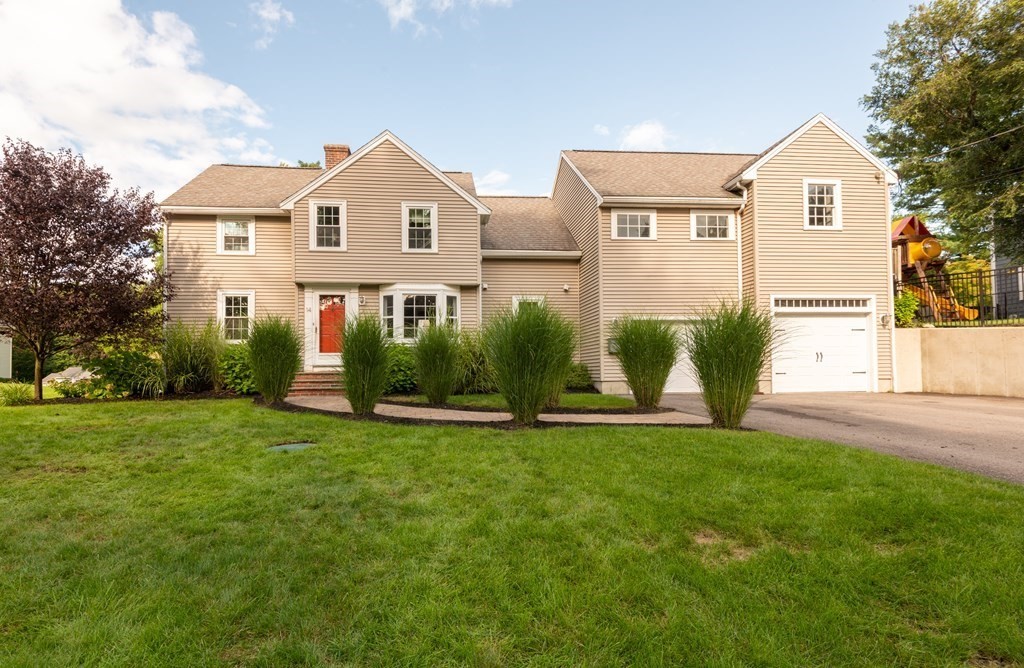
[665,322,700,393]
[772,312,871,393]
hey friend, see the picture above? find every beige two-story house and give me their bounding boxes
[162,113,897,394]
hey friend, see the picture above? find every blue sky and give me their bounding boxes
[0,0,910,198]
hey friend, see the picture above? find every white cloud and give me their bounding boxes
[379,0,513,32]
[619,120,675,151]
[0,0,277,199]
[476,169,519,196]
[593,124,610,137]
[250,0,295,49]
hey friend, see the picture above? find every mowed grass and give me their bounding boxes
[1,400,1023,666]
[389,392,635,410]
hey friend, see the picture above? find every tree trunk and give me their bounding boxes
[34,354,45,401]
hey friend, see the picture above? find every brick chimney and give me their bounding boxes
[323,144,350,170]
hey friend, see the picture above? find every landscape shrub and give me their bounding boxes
[52,379,88,398]
[565,362,593,392]
[248,317,302,403]
[894,290,920,327]
[413,323,462,405]
[385,345,418,395]
[163,321,225,394]
[610,316,680,409]
[85,351,165,399]
[544,320,578,409]
[455,329,495,395]
[342,315,392,414]
[483,303,576,425]
[220,342,256,396]
[0,382,33,406]
[684,300,774,429]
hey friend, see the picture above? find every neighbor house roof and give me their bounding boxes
[161,163,478,211]
[561,150,757,200]
[161,165,321,209]
[479,196,579,253]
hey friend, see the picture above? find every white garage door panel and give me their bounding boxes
[665,322,700,393]
[773,314,871,393]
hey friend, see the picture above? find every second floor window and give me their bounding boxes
[804,180,842,229]
[402,202,438,252]
[309,200,347,250]
[612,210,657,239]
[217,218,254,254]
[691,212,734,240]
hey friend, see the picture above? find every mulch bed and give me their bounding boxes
[378,396,670,415]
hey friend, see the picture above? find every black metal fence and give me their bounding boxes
[895,266,1024,327]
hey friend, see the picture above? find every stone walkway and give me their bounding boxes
[284,395,709,426]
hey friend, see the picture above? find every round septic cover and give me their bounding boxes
[267,442,315,452]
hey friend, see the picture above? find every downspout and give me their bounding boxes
[734,182,749,299]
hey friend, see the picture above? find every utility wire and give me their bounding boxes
[923,123,1024,160]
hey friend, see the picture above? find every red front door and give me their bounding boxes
[318,295,345,354]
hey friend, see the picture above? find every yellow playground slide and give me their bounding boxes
[903,284,979,321]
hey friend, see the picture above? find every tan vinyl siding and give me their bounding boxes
[551,158,602,376]
[753,121,894,390]
[165,214,295,325]
[292,140,481,285]
[460,286,481,329]
[599,207,741,383]
[741,181,757,300]
[481,259,580,325]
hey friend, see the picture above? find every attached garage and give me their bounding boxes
[771,296,875,393]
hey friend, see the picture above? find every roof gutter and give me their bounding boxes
[601,196,743,208]
[160,206,288,216]
[481,249,582,260]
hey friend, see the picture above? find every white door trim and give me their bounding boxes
[769,293,878,393]
[303,284,359,371]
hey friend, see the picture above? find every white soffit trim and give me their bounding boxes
[481,249,582,259]
[161,206,288,216]
[279,130,491,215]
[727,113,899,187]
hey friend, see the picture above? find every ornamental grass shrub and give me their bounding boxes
[163,321,225,394]
[0,382,33,406]
[483,303,576,425]
[609,316,680,409]
[684,300,774,429]
[455,329,495,395]
[413,323,462,405]
[341,315,392,415]
[248,317,302,403]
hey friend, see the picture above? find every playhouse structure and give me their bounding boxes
[891,215,978,323]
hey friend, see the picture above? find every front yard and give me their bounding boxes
[1,399,1022,665]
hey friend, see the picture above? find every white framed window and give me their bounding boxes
[1017,267,1023,301]
[309,200,347,251]
[690,211,735,240]
[380,284,459,342]
[402,202,438,253]
[803,179,842,230]
[217,290,255,342]
[217,217,255,255]
[512,295,545,312]
[611,209,657,239]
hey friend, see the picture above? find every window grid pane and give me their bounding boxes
[382,295,394,337]
[446,295,458,326]
[695,214,730,239]
[316,205,342,247]
[223,221,250,252]
[807,184,835,227]
[403,294,437,338]
[224,295,250,340]
[616,213,651,238]
[406,207,433,250]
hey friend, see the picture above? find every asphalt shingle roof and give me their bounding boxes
[480,196,578,253]
[562,150,758,199]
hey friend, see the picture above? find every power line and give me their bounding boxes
[923,123,1024,160]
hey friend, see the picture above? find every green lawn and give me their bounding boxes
[387,392,636,410]
[1,400,1023,666]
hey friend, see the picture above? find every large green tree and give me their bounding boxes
[863,0,1024,260]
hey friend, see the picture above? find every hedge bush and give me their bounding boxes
[565,362,593,392]
[385,345,418,395]
[220,343,256,395]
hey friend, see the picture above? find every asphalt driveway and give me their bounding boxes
[661,392,1024,485]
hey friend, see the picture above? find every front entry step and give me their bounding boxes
[289,372,344,397]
